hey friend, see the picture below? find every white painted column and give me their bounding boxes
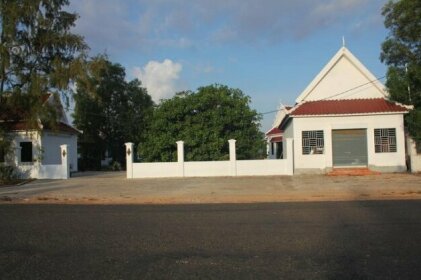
[14,145,21,166]
[285,138,294,175]
[60,144,70,179]
[228,139,237,176]
[125,142,134,179]
[176,141,185,177]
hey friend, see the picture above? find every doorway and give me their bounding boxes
[332,129,368,167]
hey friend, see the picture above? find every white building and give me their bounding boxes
[0,94,78,179]
[266,105,291,159]
[278,46,412,174]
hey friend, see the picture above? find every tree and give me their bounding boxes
[73,57,153,169]
[0,0,87,126]
[139,84,265,162]
[381,0,421,145]
[0,0,87,171]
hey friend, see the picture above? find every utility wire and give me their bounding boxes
[259,75,386,116]
[65,75,386,118]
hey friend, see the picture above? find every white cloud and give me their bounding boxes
[133,59,183,102]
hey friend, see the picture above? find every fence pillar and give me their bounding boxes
[228,139,237,176]
[125,142,134,179]
[176,141,185,177]
[285,138,294,175]
[60,144,70,179]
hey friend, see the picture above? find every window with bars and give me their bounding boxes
[374,128,397,153]
[302,130,324,155]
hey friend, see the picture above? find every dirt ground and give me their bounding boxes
[1,171,421,204]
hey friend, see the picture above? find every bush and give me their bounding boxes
[0,165,17,183]
[110,161,122,171]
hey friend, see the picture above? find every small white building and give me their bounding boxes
[0,94,78,179]
[266,105,291,159]
[277,46,412,174]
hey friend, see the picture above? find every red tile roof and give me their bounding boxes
[266,127,282,136]
[290,98,410,116]
[270,136,283,143]
[44,122,80,134]
[1,121,79,134]
[41,93,52,104]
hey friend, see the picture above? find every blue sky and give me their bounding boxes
[68,0,389,132]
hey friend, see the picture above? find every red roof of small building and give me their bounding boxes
[270,136,283,143]
[266,127,282,136]
[290,98,410,116]
[1,121,79,134]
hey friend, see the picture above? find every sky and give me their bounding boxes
[68,0,389,132]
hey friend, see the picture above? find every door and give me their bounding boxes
[332,129,368,167]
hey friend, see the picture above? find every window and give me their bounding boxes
[302,130,324,155]
[374,128,397,153]
[20,142,33,162]
[0,147,5,162]
[271,142,274,155]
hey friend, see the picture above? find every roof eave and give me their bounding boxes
[290,111,410,118]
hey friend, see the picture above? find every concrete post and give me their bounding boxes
[176,141,185,177]
[125,142,134,179]
[285,138,294,175]
[228,139,237,176]
[60,144,70,179]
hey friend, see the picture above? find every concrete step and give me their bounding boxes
[327,168,381,176]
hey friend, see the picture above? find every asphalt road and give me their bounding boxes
[1,201,421,279]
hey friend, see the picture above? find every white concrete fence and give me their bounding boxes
[11,144,70,179]
[125,139,294,179]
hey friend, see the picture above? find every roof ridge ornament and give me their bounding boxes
[342,36,346,48]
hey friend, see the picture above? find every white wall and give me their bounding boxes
[6,131,71,179]
[184,161,231,177]
[41,132,78,172]
[291,114,406,173]
[128,139,294,179]
[17,163,69,179]
[11,131,42,162]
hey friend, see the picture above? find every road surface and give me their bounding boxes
[1,200,421,279]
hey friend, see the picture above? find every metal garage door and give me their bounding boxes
[332,129,368,167]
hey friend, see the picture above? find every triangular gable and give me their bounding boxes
[295,47,387,103]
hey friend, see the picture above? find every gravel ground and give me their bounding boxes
[0,172,420,204]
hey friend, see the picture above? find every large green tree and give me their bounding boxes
[0,0,87,167]
[381,0,421,145]
[139,84,265,162]
[0,0,87,123]
[73,57,153,169]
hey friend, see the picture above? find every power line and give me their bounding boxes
[259,75,386,116]
[66,75,386,119]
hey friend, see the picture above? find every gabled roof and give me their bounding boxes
[295,47,387,103]
[266,127,282,136]
[1,121,80,134]
[290,98,411,117]
[0,93,78,134]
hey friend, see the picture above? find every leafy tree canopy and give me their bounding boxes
[0,0,87,126]
[139,84,265,162]
[381,0,421,142]
[73,56,153,169]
